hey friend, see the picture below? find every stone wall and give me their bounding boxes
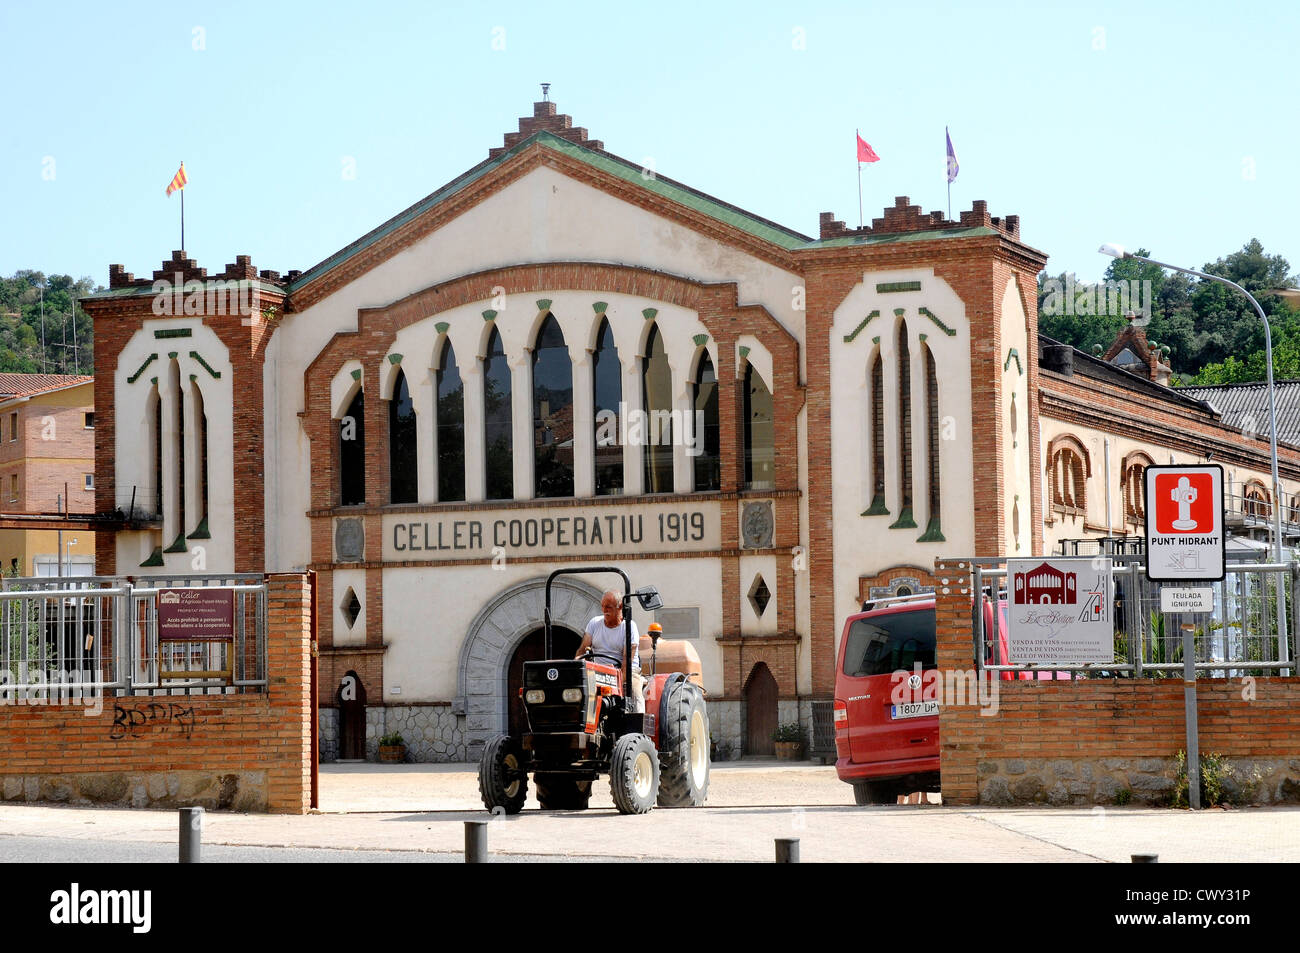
[1,770,267,811]
[978,756,1300,807]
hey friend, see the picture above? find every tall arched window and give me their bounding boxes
[1048,436,1089,515]
[1243,480,1271,519]
[191,381,208,532]
[866,353,886,514]
[592,318,623,496]
[436,339,465,502]
[896,325,913,521]
[1121,452,1153,524]
[149,384,162,519]
[532,314,574,498]
[921,346,943,540]
[388,368,417,503]
[171,359,185,544]
[339,388,366,506]
[483,326,513,500]
[642,324,673,493]
[693,352,720,491]
[743,363,774,489]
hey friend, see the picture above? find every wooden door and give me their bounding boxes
[744,662,778,756]
[507,627,580,737]
[337,670,366,760]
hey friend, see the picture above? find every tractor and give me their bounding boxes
[478,567,711,815]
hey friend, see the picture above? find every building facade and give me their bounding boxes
[0,374,96,577]
[83,100,1300,761]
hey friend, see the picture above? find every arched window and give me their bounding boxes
[743,363,774,490]
[388,368,417,504]
[592,318,623,496]
[532,314,574,498]
[642,324,673,493]
[191,381,208,531]
[1048,436,1089,515]
[339,388,365,506]
[1243,481,1271,519]
[436,340,465,502]
[896,325,913,519]
[693,352,720,491]
[483,326,513,500]
[867,353,886,513]
[922,346,943,540]
[1121,452,1154,523]
[170,359,185,544]
[148,384,162,519]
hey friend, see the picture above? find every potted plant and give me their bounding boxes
[378,731,407,764]
[772,723,805,761]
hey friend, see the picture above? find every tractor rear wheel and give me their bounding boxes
[535,774,593,810]
[479,735,528,814]
[610,733,659,815]
[657,680,710,807]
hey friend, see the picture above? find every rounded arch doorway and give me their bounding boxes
[506,625,581,737]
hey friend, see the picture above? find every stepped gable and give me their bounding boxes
[818,196,1021,241]
[488,99,604,159]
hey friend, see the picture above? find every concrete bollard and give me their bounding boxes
[1131,853,1159,863]
[465,820,488,863]
[775,837,800,863]
[179,807,203,864]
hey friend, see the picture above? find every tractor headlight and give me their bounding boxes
[562,688,582,703]
[524,690,546,704]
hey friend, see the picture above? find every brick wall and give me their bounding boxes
[933,558,1300,805]
[0,573,313,813]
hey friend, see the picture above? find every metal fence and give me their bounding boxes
[0,574,267,701]
[974,560,1297,679]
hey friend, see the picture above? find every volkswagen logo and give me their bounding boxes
[546,668,558,681]
[907,674,922,690]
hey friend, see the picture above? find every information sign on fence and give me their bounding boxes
[1005,557,1114,664]
[158,588,235,642]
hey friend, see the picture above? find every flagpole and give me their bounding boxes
[180,177,185,251]
[856,129,863,229]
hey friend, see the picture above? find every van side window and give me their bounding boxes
[842,609,937,677]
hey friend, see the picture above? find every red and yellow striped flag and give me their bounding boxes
[166,162,188,196]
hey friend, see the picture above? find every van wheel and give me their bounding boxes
[853,781,894,805]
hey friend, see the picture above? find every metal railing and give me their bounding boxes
[0,574,267,701]
[973,561,1297,679]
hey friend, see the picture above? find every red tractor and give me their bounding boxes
[478,567,710,815]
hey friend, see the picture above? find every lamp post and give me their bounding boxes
[1099,244,1290,674]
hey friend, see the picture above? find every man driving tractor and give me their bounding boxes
[575,590,643,713]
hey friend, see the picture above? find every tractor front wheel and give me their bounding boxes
[535,774,593,810]
[610,733,659,815]
[479,734,528,814]
[657,680,710,807]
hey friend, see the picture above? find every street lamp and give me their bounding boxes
[1099,243,1290,672]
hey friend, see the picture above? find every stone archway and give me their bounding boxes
[455,576,603,760]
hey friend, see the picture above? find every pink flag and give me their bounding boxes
[857,134,880,163]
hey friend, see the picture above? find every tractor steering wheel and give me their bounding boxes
[584,649,623,667]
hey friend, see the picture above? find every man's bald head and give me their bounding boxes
[601,590,622,626]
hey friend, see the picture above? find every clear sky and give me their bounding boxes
[3,0,1297,286]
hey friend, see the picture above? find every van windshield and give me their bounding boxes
[842,609,937,677]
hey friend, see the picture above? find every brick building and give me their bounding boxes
[81,99,1300,761]
[0,374,96,576]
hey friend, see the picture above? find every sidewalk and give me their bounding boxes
[0,763,1294,862]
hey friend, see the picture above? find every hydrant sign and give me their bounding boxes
[1143,464,1225,582]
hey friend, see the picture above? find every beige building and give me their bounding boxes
[0,374,96,576]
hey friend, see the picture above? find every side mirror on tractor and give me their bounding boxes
[634,586,663,611]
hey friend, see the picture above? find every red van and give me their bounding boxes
[832,593,1014,805]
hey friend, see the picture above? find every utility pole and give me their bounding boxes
[39,287,46,373]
